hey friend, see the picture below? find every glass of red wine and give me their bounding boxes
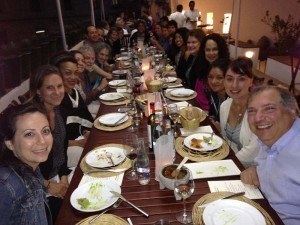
[123,134,139,180]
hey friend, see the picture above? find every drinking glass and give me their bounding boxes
[123,134,139,180]
[174,168,195,224]
[169,104,180,137]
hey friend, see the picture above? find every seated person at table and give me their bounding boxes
[79,45,111,100]
[70,50,101,118]
[72,25,100,50]
[241,86,300,225]
[130,19,151,47]
[220,58,259,167]
[207,58,229,123]
[29,65,71,222]
[195,33,230,111]
[105,27,122,58]
[0,104,53,225]
[50,52,93,144]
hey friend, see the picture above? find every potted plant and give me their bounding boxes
[261,10,300,54]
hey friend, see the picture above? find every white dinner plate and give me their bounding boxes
[112,70,128,76]
[99,92,124,101]
[116,56,131,61]
[184,133,223,151]
[98,113,129,126]
[85,146,126,168]
[109,80,126,87]
[70,180,121,212]
[159,77,177,83]
[203,199,266,225]
[170,88,194,97]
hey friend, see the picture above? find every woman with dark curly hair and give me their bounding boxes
[194,33,230,111]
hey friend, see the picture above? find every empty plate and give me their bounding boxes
[99,93,124,101]
[170,88,194,97]
[98,113,128,126]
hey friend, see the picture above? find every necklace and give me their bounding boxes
[224,104,245,150]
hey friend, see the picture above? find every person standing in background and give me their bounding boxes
[169,4,185,28]
[184,1,201,30]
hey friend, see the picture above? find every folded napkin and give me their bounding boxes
[167,84,183,88]
[79,173,124,187]
[180,125,213,136]
[117,88,129,93]
[168,101,189,109]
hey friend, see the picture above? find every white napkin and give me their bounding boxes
[167,84,183,88]
[79,174,124,187]
[168,101,189,109]
[180,125,213,136]
[117,88,129,93]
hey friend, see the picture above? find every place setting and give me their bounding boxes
[80,144,132,178]
[192,191,275,225]
[112,69,128,78]
[165,88,197,101]
[108,80,127,89]
[175,132,230,162]
[94,112,133,131]
[99,92,131,106]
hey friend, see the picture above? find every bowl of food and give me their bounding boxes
[179,107,206,130]
[159,164,190,190]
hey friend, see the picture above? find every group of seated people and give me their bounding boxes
[0,12,299,225]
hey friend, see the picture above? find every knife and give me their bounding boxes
[113,114,128,126]
[110,191,149,217]
[198,192,245,208]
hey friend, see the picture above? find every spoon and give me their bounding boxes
[171,156,189,178]
[106,152,115,166]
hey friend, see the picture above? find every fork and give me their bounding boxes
[106,152,115,166]
[88,199,123,224]
[208,132,214,145]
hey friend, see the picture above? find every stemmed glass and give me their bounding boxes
[169,104,180,138]
[174,168,195,224]
[123,134,139,180]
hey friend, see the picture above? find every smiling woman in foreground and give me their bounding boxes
[0,104,53,225]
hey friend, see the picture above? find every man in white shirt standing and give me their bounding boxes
[184,1,201,30]
[169,4,185,28]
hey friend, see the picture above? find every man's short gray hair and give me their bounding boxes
[248,86,299,115]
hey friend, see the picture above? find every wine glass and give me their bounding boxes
[123,134,139,180]
[169,104,180,138]
[174,168,195,224]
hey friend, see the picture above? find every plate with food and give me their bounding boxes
[85,146,126,168]
[184,133,223,151]
[108,80,127,87]
[170,88,195,97]
[70,180,121,212]
[99,92,125,101]
[203,199,266,225]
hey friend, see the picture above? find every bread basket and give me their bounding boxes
[179,107,206,130]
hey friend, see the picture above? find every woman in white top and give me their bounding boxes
[220,57,259,167]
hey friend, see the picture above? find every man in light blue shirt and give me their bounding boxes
[241,86,300,225]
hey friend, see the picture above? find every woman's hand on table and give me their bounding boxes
[47,180,69,198]
[240,166,260,188]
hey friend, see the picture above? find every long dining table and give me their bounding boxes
[55,88,284,225]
